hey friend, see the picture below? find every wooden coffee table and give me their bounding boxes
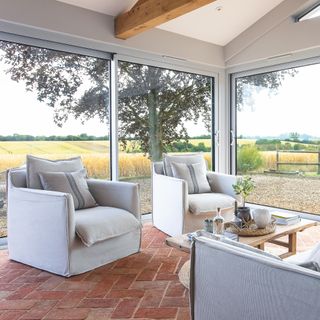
[166,219,318,259]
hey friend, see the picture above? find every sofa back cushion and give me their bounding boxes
[163,153,207,177]
[39,169,97,210]
[171,162,211,194]
[27,155,84,189]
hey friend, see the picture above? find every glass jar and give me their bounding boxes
[213,207,225,235]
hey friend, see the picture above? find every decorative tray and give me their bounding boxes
[224,218,276,237]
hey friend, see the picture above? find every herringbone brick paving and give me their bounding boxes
[0,222,319,319]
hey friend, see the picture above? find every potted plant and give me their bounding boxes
[232,176,255,223]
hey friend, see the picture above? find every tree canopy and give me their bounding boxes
[118,62,212,160]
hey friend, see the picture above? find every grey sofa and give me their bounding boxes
[7,168,141,277]
[190,236,320,320]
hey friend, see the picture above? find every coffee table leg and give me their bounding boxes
[257,243,265,251]
[288,232,297,256]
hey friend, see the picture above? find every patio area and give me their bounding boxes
[0,222,319,320]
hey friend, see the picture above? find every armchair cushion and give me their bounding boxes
[75,206,141,247]
[39,169,97,210]
[171,162,211,194]
[27,155,83,189]
[163,153,207,177]
[188,193,236,214]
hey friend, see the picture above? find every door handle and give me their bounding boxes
[230,130,235,146]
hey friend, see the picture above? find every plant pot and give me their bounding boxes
[236,207,251,223]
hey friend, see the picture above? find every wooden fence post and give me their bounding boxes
[318,149,320,175]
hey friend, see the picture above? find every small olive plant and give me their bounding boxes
[232,176,255,208]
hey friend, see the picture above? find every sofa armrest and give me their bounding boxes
[87,179,140,220]
[206,171,239,200]
[7,187,75,275]
[152,172,188,236]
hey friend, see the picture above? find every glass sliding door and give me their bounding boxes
[118,61,214,214]
[0,40,111,237]
[233,62,320,214]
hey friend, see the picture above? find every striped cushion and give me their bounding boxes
[39,169,97,210]
[163,153,207,177]
[171,162,211,194]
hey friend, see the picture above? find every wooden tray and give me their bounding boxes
[224,218,276,237]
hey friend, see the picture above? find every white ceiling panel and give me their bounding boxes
[158,0,285,45]
[56,0,285,45]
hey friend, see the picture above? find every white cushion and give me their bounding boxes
[27,155,84,189]
[188,193,235,214]
[171,162,211,194]
[75,206,141,247]
[163,153,207,177]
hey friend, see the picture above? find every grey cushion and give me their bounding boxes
[163,153,207,177]
[27,155,84,189]
[188,193,236,214]
[75,206,141,247]
[39,169,97,210]
[171,162,211,194]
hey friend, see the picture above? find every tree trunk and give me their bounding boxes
[148,89,162,162]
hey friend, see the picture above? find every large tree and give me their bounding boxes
[118,62,211,160]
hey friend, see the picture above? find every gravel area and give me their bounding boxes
[248,174,320,214]
[129,174,320,215]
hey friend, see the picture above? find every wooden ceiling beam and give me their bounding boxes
[115,0,216,40]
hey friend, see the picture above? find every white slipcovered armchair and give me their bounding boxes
[152,161,239,236]
[7,168,141,277]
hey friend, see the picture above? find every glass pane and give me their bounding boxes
[118,61,213,214]
[0,41,110,237]
[236,64,320,214]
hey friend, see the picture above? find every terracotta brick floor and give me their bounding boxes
[0,223,190,320]
[0,222,319,320]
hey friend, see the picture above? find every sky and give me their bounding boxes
[237,63,320,138]
[0,62,108,136]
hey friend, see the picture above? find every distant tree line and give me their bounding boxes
[0,133,109,141]
[165,141,210,153]
[255,138,320,151]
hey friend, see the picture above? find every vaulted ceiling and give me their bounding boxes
[56,0,285,45]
